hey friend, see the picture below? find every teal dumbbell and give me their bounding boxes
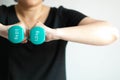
[8,25,25,44]
[30,26,46,45]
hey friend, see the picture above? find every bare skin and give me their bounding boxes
[0,0,119,45]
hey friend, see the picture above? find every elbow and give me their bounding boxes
[99,27,119,46]
[94,34,119,46]
[101,34,119,45]
[95,21,119,46]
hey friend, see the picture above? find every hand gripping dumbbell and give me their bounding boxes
[8,25,46,45]
[8,25,25,44]
[29,26,46,45]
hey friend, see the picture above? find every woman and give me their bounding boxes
[0,0,119,80]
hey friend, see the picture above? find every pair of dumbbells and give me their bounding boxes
[8,25,46,45]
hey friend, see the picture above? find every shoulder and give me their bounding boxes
[0,5,8,24]
[56,6,80,13]
[54,6,73,11]
[55,6,87,26]
[0,5,7,8]
[50,6,69,13]
[0,5,15,13]
[0,5,15,24]
[0,5,16,15]
[52,5,86,17]
[0,5,7,12]
[0,5,14,10]
[52,6,69,14]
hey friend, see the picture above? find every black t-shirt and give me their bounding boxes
[0,5,86,80]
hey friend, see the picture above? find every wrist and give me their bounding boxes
[0,24,5,34]
[45,28,61,42]
[54,28,63,40]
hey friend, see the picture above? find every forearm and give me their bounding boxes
[0,23,7,31]
[0,23,8,38]
[54,21,119,45]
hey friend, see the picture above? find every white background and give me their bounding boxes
[0,0,120,80]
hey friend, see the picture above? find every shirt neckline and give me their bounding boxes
[12,5,53,25]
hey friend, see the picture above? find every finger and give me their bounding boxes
[21,36,28,43]
[22,39,28,44]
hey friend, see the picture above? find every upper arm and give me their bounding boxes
[78,17,103,25]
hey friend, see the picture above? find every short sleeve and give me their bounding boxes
[58,6,87,27]
[0,5,8,25]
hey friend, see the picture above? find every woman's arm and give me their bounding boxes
[2,17,118,45]
[53,17,119,45]
[0,23,8,39]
